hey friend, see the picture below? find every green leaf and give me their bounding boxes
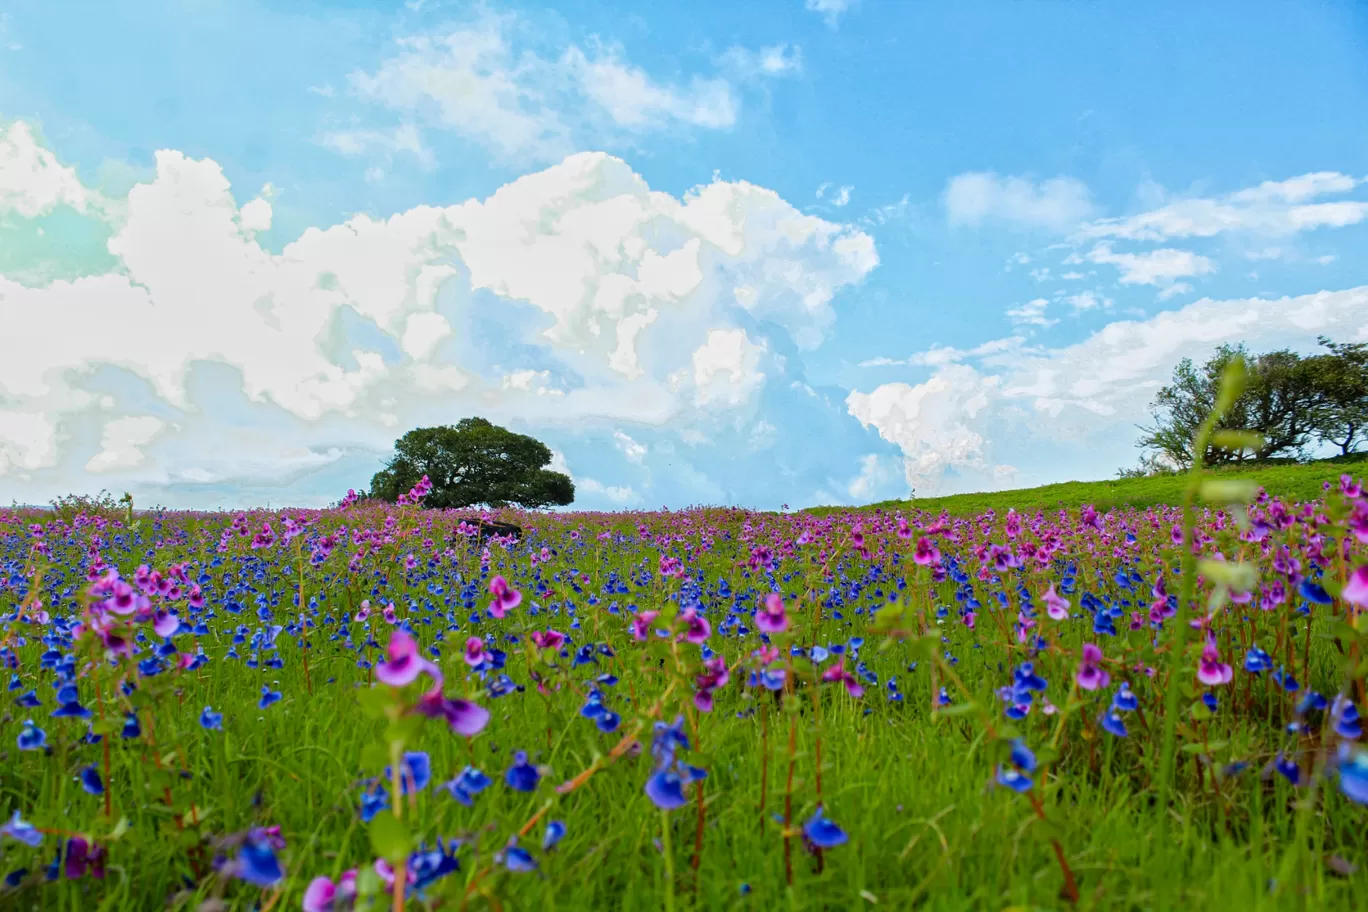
[360,742,391,770]
[1199,478,1258,505]
[368,812,412,862]
[384,713,425,745]
[357,686,397,719]
[1188,700,1213,722]
[1210,429,1265,453]
[1197,558,1258,592]
[934,701,978,718]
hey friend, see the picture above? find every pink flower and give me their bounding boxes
[153,610,180,639]
[679,608,711,644]
[375,630,438,689]
[1076,643,1110,691]
[463,636,487,667]
[821,659,864,698]
[694,655,730,712]
[631,610,659,641]
[415,691,490,737]
[353,600,371,623]
[488,576,522,618]
[913,537,940,566]
[1197,638,1233,687]
[530,629,565,650]
[1342,565,1368,609]
[1043,584,1070,621]
[303,871,357,911]
[756,593,788,634]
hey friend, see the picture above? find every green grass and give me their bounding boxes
[2,497,1367,910]
[833,454,1368,517]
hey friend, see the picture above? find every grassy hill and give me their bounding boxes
[827,453,1368,517]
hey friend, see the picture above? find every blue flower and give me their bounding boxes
[233,828,284,887]
[543,820,566,851]
[120,712,141,739]
[441,767,492,806]
[1112,683,1138,712]
[996,766,1033,792]
[1100,711,1129,737]
[0,811,42,847]
[1274,753,1301,786]
[79,765,104,796]
[498,840,538,873]
[1244,645,1272,674]
[408,838,461,891]
[1009,740,1037,773]
[1335,745,1368,805]
[359,783,389,822]
[801,806,848,849]
[505,751,540,792]
[645,767,694,810]
[1272,667,1300,693]
[258,686,282,709]
[17,720,46,751]
[200,706,223,731]
[385,751,432,795]
[1298,579,1333,605]
[1333,697,1363,740]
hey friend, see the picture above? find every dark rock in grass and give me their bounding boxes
[450,518,523,542]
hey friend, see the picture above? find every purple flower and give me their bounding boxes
[755,593,788,634]
[821,659,864,698]
[694,655,729,712]
[375,630,438,689]
[1076,643,1110,691]
[679,608,711,644]
[1197,638,1233,687]
[303,871,357,911]
[415,692,490,737]
[1343,565,1368,609]
[1043,585,1070,621]
[463,636,487,667]
[488,576,522,618]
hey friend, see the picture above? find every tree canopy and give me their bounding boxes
[1131,338,1368,473]
[369,418,575,510]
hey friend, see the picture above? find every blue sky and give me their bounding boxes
[2,0,1368,510]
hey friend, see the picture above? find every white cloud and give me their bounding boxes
[1078,171,1368,243]
[86,416,165,473]
[0,123,877,496]
[579,477,639,504]
[613,429,647,463]
[1157,282,1192,301]
[0,121,93,217]
[688,328,766,406]
[846,452,898,501]
[1006,297,1056,327]
[1062,289,1112,313]
[1085,243,1216,286]
[344,14,790,163]
[944,171,1094,232]
[806,0,855,28]
[849,285,1368,493]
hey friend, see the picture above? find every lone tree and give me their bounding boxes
[1131,339,1368,473]
[369,418,574,509]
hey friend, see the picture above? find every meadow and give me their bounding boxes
[3,470,1368,910]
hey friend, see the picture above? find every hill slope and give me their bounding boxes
[830,454,1368,516]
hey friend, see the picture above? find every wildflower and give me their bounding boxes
[303,871,357,912]
[543,820,566,851]
[996,739,1036,792]
[259,685,283,709]
[679,608,711,644]
[385,751,432,795]
[821,659,865,698]
[1335,744,1368,804]
[1244,645,1273,674]
[463,636,487,667]
[375,630,438,689]
[440,767,492,806]
[1043,584,1070,620]
[497,839,538,873]
[0,811,42,847]
[488,576,522,618]
[1076,643,1110,691]
[359,784,389,821]
[694,655,730,712]
[505,751,540,792]
[1113,682,1138,712]
[630,610,659,641]
[229,826,285,887]
[801,806,848,849]
[17,720,45,751]
[1333,696,1363,740]
[1197,638,1233,687]
[530,629,565,650]
[200,706,224,731]
[414,692,490,737]
[755,593,788,634]
[1100,710,1128,737]
[79,765,104,796]
[913,537,940,566]
[57,836,106,880]
[1342,565,1368,609]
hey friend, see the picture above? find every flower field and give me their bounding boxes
[4,476,1368,910]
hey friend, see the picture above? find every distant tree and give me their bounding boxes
[1308,336,1368,456]
[1135,345,1322,470]
[370,418,574,510]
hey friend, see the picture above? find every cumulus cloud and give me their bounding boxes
[86,416,166,473]
[944,171,1094,233]
[0,121,95,217]
[0,123,876,505]
[1006,297,1055,327]
[1085,243,1216,286]
[850,285,1368,493]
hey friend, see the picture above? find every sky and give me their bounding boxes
[2,0,1368,512]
